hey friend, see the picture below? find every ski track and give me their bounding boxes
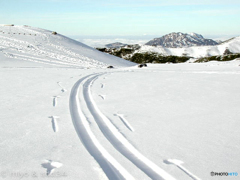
[69,74,135,180]
[77,74,176,180]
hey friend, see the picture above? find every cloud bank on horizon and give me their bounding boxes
[1,0,240,37]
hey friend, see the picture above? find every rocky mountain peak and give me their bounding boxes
[145,32,218,48]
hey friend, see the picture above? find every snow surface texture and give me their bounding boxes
[138,36,240,58]
[1,25,240,180]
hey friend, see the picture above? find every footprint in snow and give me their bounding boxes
[41,160,63,176]
[49,116,59,132]
[57,82,67,92]
[114,114,135,132]
[98,95,106,100]
[61,88,67,92]
[164,159,201,180]
[52,96,60,107]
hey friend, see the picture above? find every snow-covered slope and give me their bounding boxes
[0,25,135,68]
[139,36,240,58]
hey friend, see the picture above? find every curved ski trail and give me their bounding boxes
[82,74,176,180]
[69,74,135,180]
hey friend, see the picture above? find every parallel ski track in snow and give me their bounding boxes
[69,73,135,180]
[70,73,176,180]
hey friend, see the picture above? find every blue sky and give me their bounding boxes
[1,0,240,37]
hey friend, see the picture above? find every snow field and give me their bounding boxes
[0,66,113,180]
[1,25,240,180]
[92,62,240,180]
[1,60,240,180]
[82,74,176,179]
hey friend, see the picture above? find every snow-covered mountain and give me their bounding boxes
[145,32,218,48]
[105,42,128,48]
[140,35,240,58]
[96,35,240,60]
[0,25,135,68]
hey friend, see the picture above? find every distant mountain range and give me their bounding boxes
[145,32,218,48]
[98,32,240,59]
[105,42,128,48]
